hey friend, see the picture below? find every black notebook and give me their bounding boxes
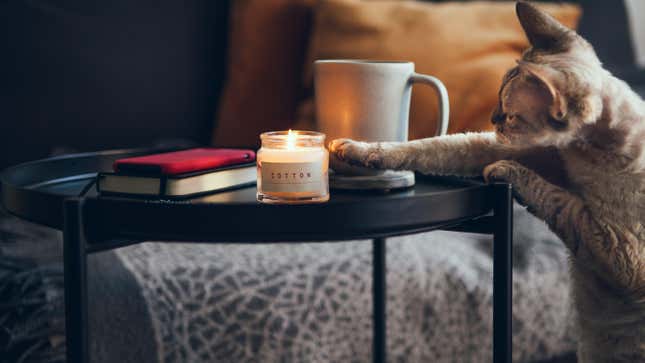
[97,163,256,198]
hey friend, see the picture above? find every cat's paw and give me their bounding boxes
[483,160,522,184]
[329,138,383,168]
[484,160,532,206]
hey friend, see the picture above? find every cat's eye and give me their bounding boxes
[491,112,506,124]
[507,114,515,121]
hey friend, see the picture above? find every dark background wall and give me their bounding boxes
[0,0,229,169]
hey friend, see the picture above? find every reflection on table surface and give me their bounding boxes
[29,172,485,206]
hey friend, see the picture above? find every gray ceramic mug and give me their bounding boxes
[314,60,450,147]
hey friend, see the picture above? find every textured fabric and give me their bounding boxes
[1,204,577,362]
[0,210,156,363]
[0,210,65,363]
[115,205,577,362]
[298,0,581,138]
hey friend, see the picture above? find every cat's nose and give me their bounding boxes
[491,112,506,125]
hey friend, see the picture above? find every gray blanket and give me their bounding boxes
[0,211,155,363]
[1,205,577,362]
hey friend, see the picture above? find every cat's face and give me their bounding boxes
[492,2,604,146]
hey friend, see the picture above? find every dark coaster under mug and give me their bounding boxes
[329,170,415,190]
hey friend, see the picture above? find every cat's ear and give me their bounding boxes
[516,1,572,51]
[519,61,568,126]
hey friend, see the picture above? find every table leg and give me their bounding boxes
[373,237,386,363]
[492,183,513,363]
[64,199,89,363]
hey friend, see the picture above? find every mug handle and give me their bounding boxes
[409,73,450,136]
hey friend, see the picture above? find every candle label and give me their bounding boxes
[261,161,325,192]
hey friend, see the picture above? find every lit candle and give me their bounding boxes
[257,130,329,204]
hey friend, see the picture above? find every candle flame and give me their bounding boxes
[286,129,296,150]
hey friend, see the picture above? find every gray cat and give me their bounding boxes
[330,2,645,362]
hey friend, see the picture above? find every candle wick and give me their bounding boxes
[287,129,296,150]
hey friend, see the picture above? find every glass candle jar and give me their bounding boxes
[257,130,329,204]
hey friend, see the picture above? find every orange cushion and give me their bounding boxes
[300,0,581,139]
[213,0,315,148]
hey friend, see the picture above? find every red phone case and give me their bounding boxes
[113,148,256,175]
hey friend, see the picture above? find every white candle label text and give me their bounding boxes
[261,161,325,193]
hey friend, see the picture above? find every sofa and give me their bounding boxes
[1,0,643,362]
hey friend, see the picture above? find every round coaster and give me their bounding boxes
[330,170,415,190]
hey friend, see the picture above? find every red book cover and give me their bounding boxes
[113,148,256,176]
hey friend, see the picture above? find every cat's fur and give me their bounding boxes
[330,2,645,362]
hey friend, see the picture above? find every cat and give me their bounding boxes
[329,2,645,362]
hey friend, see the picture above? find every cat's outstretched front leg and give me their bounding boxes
[484,160,589,254]
[330,132,522,177]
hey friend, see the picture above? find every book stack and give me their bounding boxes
[97,148,256,198]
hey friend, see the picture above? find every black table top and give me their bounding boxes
[0,148,497,244]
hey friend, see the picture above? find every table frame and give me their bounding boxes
[62,183,512,363]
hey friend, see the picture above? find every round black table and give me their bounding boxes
[0,148,513,363]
